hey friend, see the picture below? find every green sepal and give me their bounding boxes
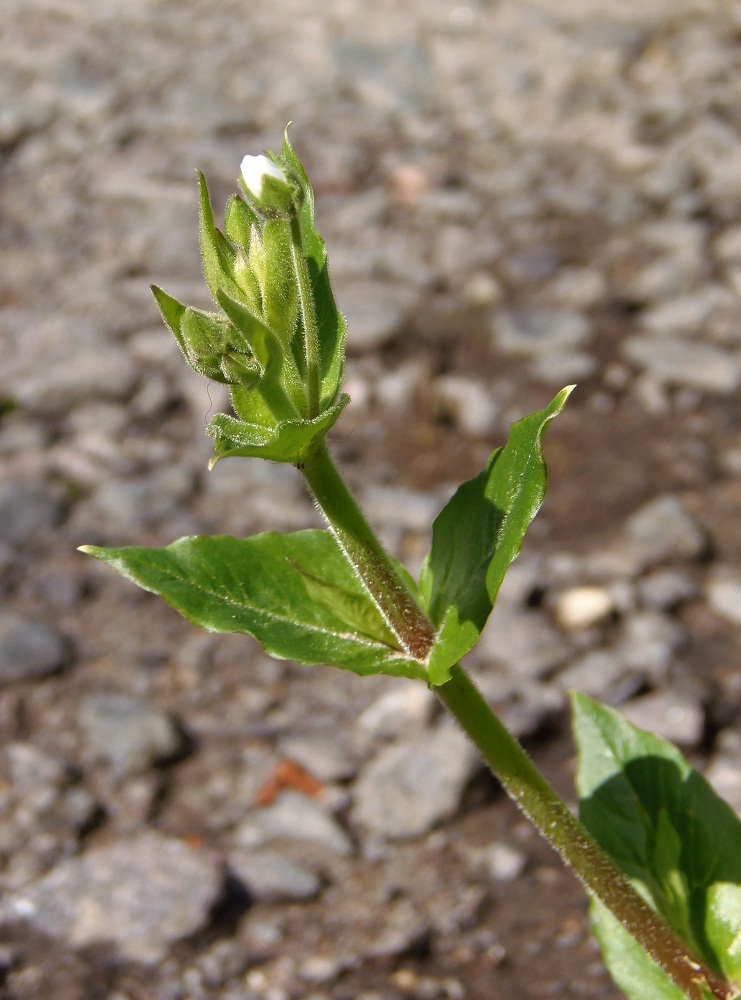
[256,219,299,347]
[151,284,188,355]
[80,531,427,680]
[180,307,260,387]
[420,386,573,685]
[208,393,350,465]
[281,130,346,409]
[572,693,741,996]
[197,171,244,304]
[217,290,305,419]
[224,194,258,249]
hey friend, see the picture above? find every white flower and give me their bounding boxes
[240,154,289,201]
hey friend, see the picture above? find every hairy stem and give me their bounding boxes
[300,442,436,661]
[436,664,734,1000]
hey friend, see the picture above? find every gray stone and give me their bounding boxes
[434,376,499,436]
[528,350,598,383]
[0,832,223,962]
[340,281,415,353]
[5,742,70,793]
[0,612,69,684]
[621,692,704,748]
[475,607,570,679]
[493,308,592,357]
[361,485,441,533]
[0,482,64,546]
[555,650,635,702]
[352,723,479,840]
[279,734,358,783]
[234,791,353,857]
[78,693,184,777]
[355,681,436,746]
[707,571,741,626]
[623,337,738,394]
[617,611,685,679]
[636,569,698,611]
[623,495,706,568]
[230,850,322,902]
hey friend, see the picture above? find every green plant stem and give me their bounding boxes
[301,440,734,1000]
[289,212,321,418]
[300,442,436,661]
[436,664,734,1000]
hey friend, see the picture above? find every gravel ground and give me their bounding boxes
[3,1,741,998]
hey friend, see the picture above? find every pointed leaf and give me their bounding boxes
[259,219,299,346]
[572,693,741,990]
[289,561,400,648]
[421,386,573,684]
[80,531,426,680]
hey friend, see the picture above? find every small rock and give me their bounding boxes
[5,742,70,793]
[623,338,738,395]
[352,723,479,840]
[340,280,415,353]
[0,482,64,546]
[556,650,636,702]
[78,693,185,777]
[355,681,436,746]
[622,495,706,568]
[636,569,698,610]
[493,308,592,357]
[230,850,322,903]
[361,485,441,533]
[234,791,353,857]
[617,611,685,680]
[475,842,527,883]
[621,692,704,747]
[434,376,499,436]
[0,612,69,684]
[279,734,358,783]
[555,586,615,631]
[0,832,223,962]
[707,571,741,626]
[475,607,570,679]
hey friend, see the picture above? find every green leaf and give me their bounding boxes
[224,194,258,248]
[420,386,573,685]
[151,284,188,356]
[208,394,349,465]
[80,531,427,680]
[572,693,741,994]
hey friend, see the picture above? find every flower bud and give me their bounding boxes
[239,153,301,218]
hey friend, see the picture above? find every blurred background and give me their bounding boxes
[2,1,741,997]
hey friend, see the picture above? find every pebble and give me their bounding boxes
[0,482,64,546]
[234,791,354,857]
[229,850,323,903]
[470,842,528,883]
[623,337,739,394]
[279,733,358,783]
[434,375,499,436]
[636,569,698,611]
[0,832,224,962]
[554,586,615,631]
[78,693,185,777]
[492,308,592,357]
[622,495,706,568]
[706,571,741,626]
[0,612,70,684]
[620,691,704,748]
[355,681,436,746]
[339,280,415,353]
[352,723,479,840]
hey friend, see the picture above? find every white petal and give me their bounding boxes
[240,154,287,199]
